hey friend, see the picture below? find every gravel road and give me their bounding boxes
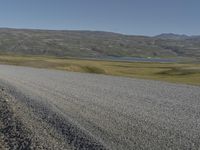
[0,64,200,150]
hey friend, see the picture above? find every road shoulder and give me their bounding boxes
[0,88,72,150]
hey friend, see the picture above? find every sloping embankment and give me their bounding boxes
[0,88,72,150]
[0,84,107,150]
[0,89,32,149]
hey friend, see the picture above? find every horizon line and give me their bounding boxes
[0,26,199,37]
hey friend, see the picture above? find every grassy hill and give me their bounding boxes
[0,28,199,58]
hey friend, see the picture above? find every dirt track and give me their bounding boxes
[0,64,200,150]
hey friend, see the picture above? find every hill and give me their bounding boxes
[155,33,189,40]
[0,28,199,58]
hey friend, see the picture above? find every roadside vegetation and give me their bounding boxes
[0,55,199,85]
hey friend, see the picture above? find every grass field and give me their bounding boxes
[0,55,199,85]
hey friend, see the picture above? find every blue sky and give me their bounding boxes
[0,0,199,36]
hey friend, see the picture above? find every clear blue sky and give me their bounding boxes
[0,0,199,36]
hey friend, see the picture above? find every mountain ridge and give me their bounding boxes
[0,28,199,58]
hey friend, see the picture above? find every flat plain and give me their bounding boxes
[0,55,199,85]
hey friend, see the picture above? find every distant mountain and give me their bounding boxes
[155,33,190,40]
[191,35,200,40]
[0,28,199,58]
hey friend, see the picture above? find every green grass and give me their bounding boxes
[0,55,199,85]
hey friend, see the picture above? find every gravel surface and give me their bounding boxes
[0,64,200,150]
